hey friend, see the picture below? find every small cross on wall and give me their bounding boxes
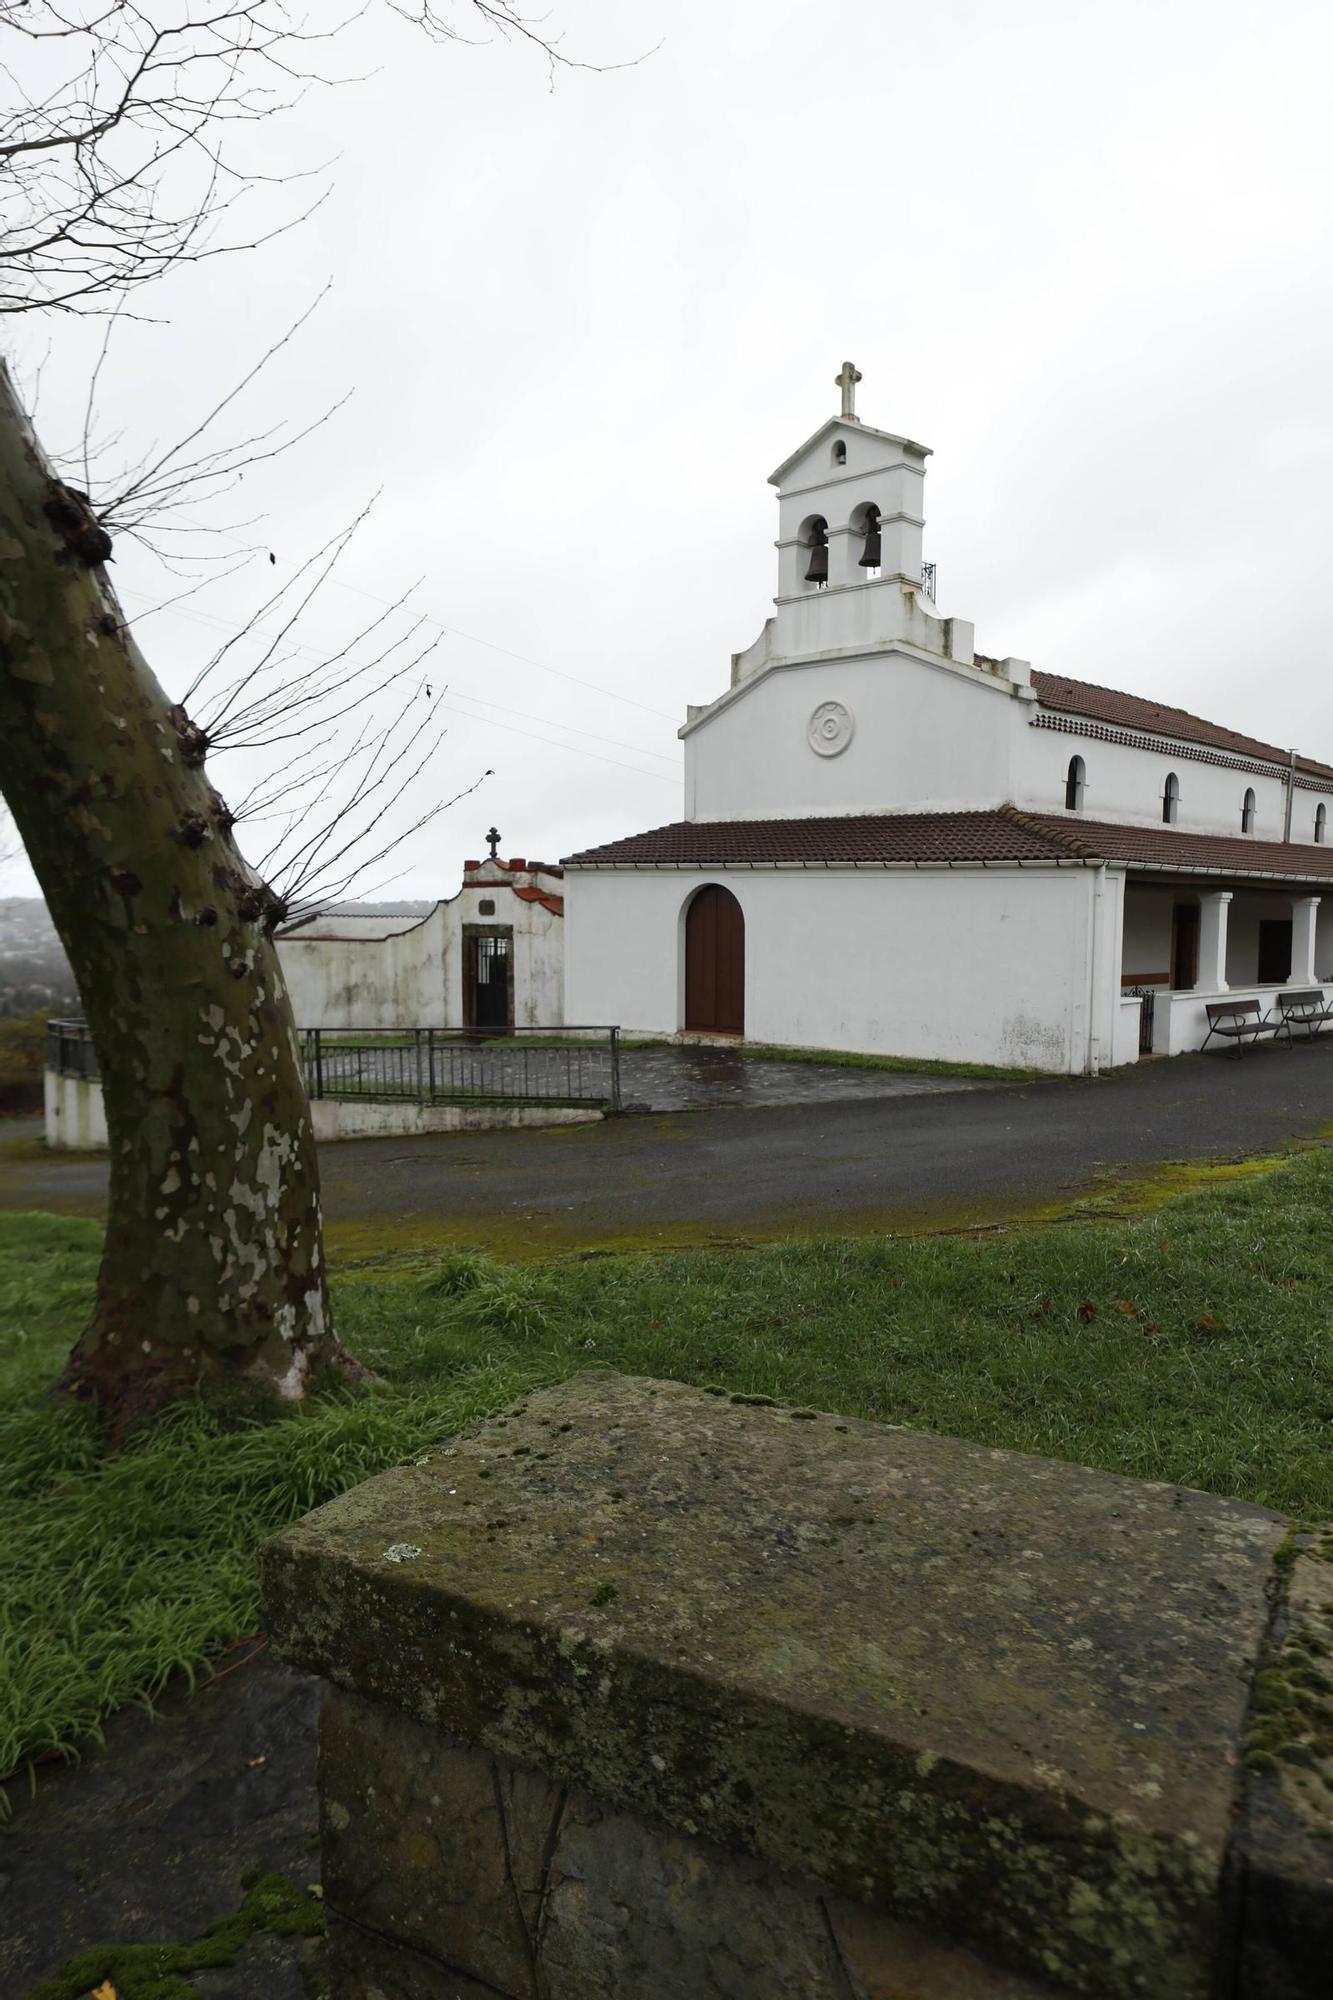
[835,360,862,421]
[486,826,501,861]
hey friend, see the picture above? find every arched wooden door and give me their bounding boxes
[685,885,744,1035]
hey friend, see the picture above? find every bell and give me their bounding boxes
[858,510,882,569]
[804,523,829,585]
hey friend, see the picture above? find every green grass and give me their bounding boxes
[4,1149,1333,1801]
[722,1039,1041,1082]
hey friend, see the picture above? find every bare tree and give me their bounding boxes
[0,0,612,1424]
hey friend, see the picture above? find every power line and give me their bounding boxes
[330,578,680,724]
[120,591,683,780]
[437,696,678,782]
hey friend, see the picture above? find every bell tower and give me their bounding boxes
[755,363,975,669]
[772,363,928,597]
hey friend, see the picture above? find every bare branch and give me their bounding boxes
[0,2,636,313]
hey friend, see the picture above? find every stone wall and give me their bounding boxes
[261,1374,1333,1999]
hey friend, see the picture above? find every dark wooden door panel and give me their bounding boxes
[1171,902,1199,991]
[1257,918,1292,986]
[685,886,744,1034]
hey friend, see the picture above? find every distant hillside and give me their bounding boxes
[0,899,78,1018]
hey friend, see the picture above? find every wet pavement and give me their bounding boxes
[617,1043,983,1111]
[9,1039,1333,1255]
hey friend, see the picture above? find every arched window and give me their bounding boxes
[831,439,847,466]
[1064,755,1085,811]
[802,515,829,589]
[1241,787,1256,834]
[1162,772,1180,825]
[1317,804,1327,845]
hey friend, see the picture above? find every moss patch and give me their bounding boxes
[26,1870,324,2000]
[1245,1533,1333,1840]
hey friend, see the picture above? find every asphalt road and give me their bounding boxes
[8,1040,1333,1255]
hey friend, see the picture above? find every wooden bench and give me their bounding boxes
[1276,988,1333,1040]
[1202,999,1284,1055]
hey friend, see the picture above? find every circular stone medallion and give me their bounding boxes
[807,699,855,758]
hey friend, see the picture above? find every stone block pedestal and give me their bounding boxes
[260,1374,1333,1998]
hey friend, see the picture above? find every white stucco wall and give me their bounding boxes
[1014,726,1315,842]
[686,617,1333,848]
[44,1071,107,1149]
[566,864,1122,1073]
[277,877,566,1030]
[1121,887,1176,984]
[308,1099,599,1141]
[278,907,449,1029]
[686,650,1024,823]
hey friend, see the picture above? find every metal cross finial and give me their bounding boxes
[835,360,862,421]
[485,825,501,860]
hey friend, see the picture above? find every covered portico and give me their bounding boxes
[1120,875,1333,1057]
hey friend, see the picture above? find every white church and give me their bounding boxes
[563,366,1333,1074]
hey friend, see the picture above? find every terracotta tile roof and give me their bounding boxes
[564,810,1073,867]
[513,886,565,915]
[565,806,1333,882]
[1029,671,1333,783]
[1020,812,1333,881]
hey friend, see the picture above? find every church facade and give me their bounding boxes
[563,371,1333,1073]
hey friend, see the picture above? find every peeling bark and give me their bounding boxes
[0,359,363,1420]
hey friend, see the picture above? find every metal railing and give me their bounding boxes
[302,1026,623,1114]
[920,560,937,599]
[46,1019,99,1080]
[46,1019,624,1113]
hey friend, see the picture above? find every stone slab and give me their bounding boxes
[262,1373,1290,1997]
[1232,1539,1333,1995]
[318,1686,1060,2000]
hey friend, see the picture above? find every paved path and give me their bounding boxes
[617,1043,983,1110]
[8,1041,1333,1254]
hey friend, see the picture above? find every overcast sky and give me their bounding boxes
[6,0,1333,902]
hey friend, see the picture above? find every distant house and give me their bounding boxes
[563,369,1333,1072]
[276,846,564,1030]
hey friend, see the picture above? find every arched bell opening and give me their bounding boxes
[683,884,745,1035]
[849,500,882,576]
[831,439,847,466]
[800,514,829,590]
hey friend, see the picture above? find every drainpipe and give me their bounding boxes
[1085,863,1106,1078]
[1283,748,1297,842]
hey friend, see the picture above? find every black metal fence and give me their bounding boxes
[302,1026,623,1114]
[45,1019,624,1113]
[46,1019,99,1080]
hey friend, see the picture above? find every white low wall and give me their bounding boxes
[1112,994,1145,1068]
[44,1071,108,1150]
[1159,984,1333,1056]
[44,1072,602,1151]
[307,1099,602,1141]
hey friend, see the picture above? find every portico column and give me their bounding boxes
[1197,891,1232,991]
[1291,896,1321,984]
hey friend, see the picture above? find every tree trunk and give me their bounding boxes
[0,359,362,1421]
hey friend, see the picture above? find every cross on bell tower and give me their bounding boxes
[835,360,862,422]
[485,825,501,861]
